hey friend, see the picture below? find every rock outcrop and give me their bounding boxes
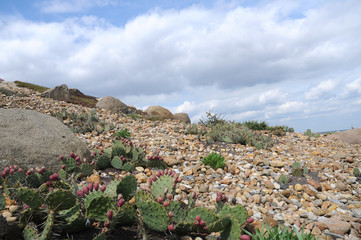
[96,96,128,114]
[173,113,191,124]
[146,105,173,119]
[0,108,90,171]
[41,84,70,100]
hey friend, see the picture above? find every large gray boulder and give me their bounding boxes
[0,109,90,171]
[96,96,128,114]
[146,105,173,119]
[173,113,191,124]
[41,84,70,100]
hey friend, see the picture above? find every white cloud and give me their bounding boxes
[305,79,337,100]
[1,0,361,132]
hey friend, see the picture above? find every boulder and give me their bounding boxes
[68,88,84,96]
[96,96,128,114]
[173,113,191,124]
[0,109,90,171]
[146,105,173,119]
[41,84,70,100]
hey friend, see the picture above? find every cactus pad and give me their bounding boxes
[25,173,42,188]
[151,175,174,198]
[111,156,123,169]
[135,190,154,209]
[117,175,137,201]
[138,200,169,232]
[17,187,43,209]
[0,193,5,210]
[23,223,39,240]
[121,162,135,172]
[218,204,248,226]
[111,203,137,227]
[85,195,114,221]
[79,163,93,176]
[45,189,76,211]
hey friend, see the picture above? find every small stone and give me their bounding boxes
[317,216,351,235]
[335,181,348,191]
[2,211,12,218]
[352,209,361,218]
[6,216,17,223]
[264,180,274,189]
[9,205,19,213]
[135,166,144,172]
[295,184,303,191]
[270,160,285,167]
[199,184,209,193]
[307,179,322,191]
[311,226,322,236]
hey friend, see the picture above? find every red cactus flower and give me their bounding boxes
[77,190,85,198]
[82,186,89,195]
[163,201,170,207]
[117,199,125,207]
[246,217,254,223]
[199,220,206,226]
[100,185,106,192]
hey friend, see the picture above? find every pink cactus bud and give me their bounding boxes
[41,167,46,172]
[4,168,9,175]
[94,182,99,191]
[76,161,81,165]
[23,204,30,209]
[59,155,64,160]
[246,217,254,223]
[98,151,103,156]
[240,235,251,240]
[9,169,14,175]
[217,192,222,197]
[156,171,161,177]
[170,171,176,177]
[117,199,125,207]
[13,165,18,170]
[160,170,164,176]
[107,210,113,220]
[75,156,80,161]
[77,190,85,198]
[95,145,99,149]
[148,178,153,185]
[18,168,23,173]
[46,181,52,187]
[104,220,111,228]
[157,196,164,203]
[168,212,174,218]
[88,183,93,192]
[90,161,95,166]
[49,175,54,181]
[152,175,157,182]
[163,201,170,207]
[176,177,182,183]
[1,172,6,178]
[70,152,75,158]
[100,185,106,192]
[41,204,46,208]
[199,220,206,227]
[167,224,175,231]
[52,173,59,181]
[164,187,168,195]
[203,226,208,230]
[62,165,66,170]
[193,221,199,226]
[216,196,222,203]
[82,186,89,195]
[167,194,173,200]
[195,215,201,222]
[164,169,168,175]
[192,192,197,199]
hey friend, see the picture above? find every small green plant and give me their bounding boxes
[113,129,131,139]
[354,167,361,177]
[244,224,318,240]
[202,153,225,170]
[243,120,268,130]
[278,175,289,185]
[199,111,226,126]
[291,161,308,177]
[0,88,16,96]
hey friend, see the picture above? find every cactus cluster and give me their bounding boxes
[354,167,361,177]
[60,153,93,178]
[291,161,308,177]
[146,151,167,169]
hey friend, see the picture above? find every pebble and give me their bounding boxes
[2,81,361,239]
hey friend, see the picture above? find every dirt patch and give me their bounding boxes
[327,128,361,144]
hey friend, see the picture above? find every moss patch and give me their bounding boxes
[14,81,49,93]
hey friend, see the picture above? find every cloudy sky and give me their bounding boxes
[1,0,361,132]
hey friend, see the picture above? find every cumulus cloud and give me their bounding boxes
[305,79,337,100]
[1,0,361,132]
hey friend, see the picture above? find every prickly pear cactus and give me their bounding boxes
[85,195,114,221]
[5,171,26,187]
[220,217,243,240]
[138,200,169,232]
[117,175,137,201]
[95,155,110,170]
[25,173,42,188]
[79,163,93,176]
[111,203,137,226]
[135,190,155,209]
[218,204,248,240]
[111,156,123,170]
[151,175,174,198]
[23,223,39,240]
[121,162,135,172]
[45,189,77,211]
[17,187,43,209]
[63,157,77,172]
[0,192,5,210]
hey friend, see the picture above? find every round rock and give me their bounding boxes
[96,96,128,114]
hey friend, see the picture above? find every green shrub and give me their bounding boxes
[304,129,320,138]
[202,153,225,170]
[14,80,49,93]
[244,224,318,240]
[243,120,269,130]
[354,167,360,177]
[0,88,16,96]
[199,111,226,126]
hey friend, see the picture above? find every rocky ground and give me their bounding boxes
[1,81,361,240]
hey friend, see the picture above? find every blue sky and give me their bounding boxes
[1,0,361,132]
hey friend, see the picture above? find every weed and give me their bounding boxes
[201,153,225,170]
[244,224,318,240]
[113,129,131,139]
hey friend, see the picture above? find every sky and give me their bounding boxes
[1,0,361,132]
